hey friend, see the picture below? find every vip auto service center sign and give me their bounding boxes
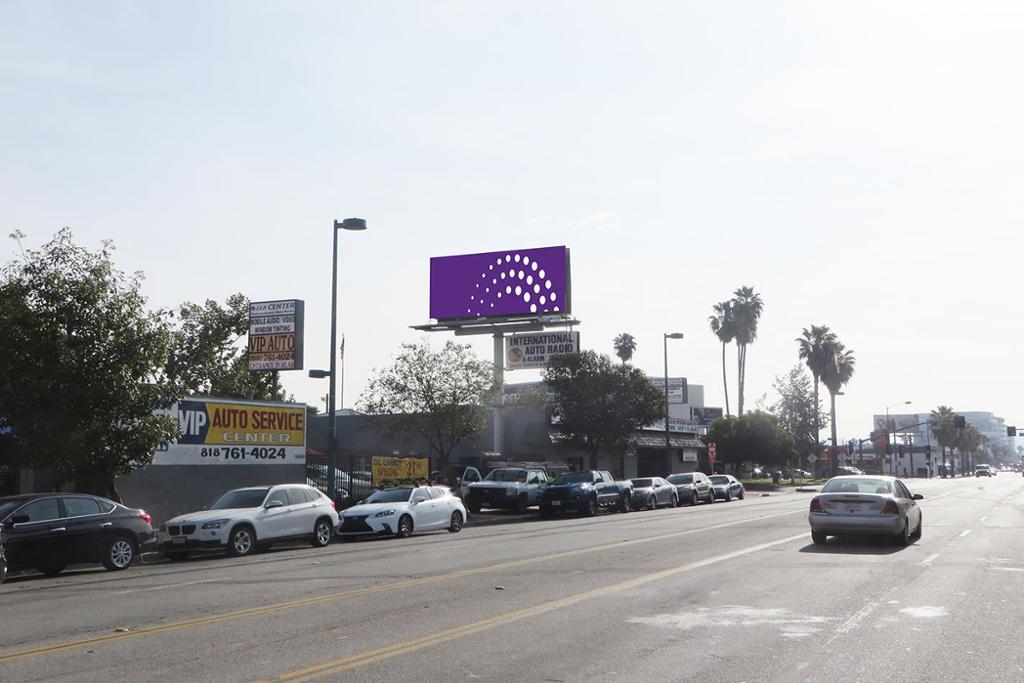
[248,299,304,371]
[153,398,306,465]
[505,331,580,370]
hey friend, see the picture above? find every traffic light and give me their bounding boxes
[1008,426,1017,437]
[954,415,966,429]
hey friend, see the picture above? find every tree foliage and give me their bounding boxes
[544,350,664,470]
[359,340,497,468]
[612,333,637,365]
[0,229,180,500]
[708,301,735,416]
[165,293,288,401]
[796,325,836,443]
[769,364,829,462]
[703,411,795,470]
[730,286,764,416]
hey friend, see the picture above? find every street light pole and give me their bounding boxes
[885,400,911,476]
[663,332,684,472]
[327,218,366,503]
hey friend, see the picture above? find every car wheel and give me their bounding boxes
[103,535,136,571]
[395,514,414,538]
[672,494,679,508]
[912,513,923,540]
[582,496,598,517]
[0,546,6,585]
[515,495,529,514]
[706,490,714,504]
[811,531,827,545]
[164,551,190,562]
[619,493,632,513]
[738,489,745,500]
[39,564,66,577]
[311,518,334,548]
[725,490,732,502]
[468,502,482,515]
[448,510,464,533]
[227,525,256,557]
[691,492,699,506]
[895,518,912,547]
[646,495,657,511]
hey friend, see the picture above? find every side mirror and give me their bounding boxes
[265,500,284,509]
[912,493,924,500]
[9,514,30,525]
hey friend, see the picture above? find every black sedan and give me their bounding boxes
[0,493,155,578]
[630,478,678,510]
[709,474,745,501]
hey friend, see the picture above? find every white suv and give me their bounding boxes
[160,484,339,560]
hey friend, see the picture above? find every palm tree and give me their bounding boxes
[708,301,735,416]
[612,333,636,365]
[821,339,855,476]
[796,325,837,448]
[929,406,957,474]
[731,286,764,416]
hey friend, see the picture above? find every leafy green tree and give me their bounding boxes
[708,301,735,416]
[544,351,664,470]
[612,333,637,365]
[796,325,837,446]
[821,338,855,475]
[704,411,795,472]
[0,229,179,501]
[731,286,764,416]
[165,293,288,401]
[769,364,829,466]
[359,340,497,469]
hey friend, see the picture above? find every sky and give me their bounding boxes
[2,1,1022,444]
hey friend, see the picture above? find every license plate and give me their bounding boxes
[171,537,186,544]
[846,505,860,513]
[551,500,561,507]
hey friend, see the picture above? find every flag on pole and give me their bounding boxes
[340,334,345,360]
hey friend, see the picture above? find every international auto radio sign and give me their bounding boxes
[248,299,304,371]
[505,331,580,370]
[153,398,306,465]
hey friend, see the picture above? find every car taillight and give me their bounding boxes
[809,497,824,513]
[139,510,153,526]
[330,499,336,510]
[881,500,899,515]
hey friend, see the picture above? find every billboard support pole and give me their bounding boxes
[493,332,504,455]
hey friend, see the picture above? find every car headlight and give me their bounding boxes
[201,519,230,530]
[372,510,396,518]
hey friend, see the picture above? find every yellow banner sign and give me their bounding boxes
[204,402,305,446]
[372,457,429,484]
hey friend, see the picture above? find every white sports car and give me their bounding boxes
[338,486,467,538]
[159,484,339,559]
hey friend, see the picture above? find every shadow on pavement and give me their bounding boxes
[798,536,906,555]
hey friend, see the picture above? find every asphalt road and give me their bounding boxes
[2,475,1022,682]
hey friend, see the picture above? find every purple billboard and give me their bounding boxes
[430,245,571,321]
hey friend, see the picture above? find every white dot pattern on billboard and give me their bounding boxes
[469,252,560,318]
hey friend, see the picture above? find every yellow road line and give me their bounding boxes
[264,532,810,682]
[0,508,802,665]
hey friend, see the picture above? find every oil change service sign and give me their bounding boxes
[505,331,580,370]
[153,399,306,465]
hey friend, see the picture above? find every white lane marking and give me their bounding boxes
[980,516,989,522]
[959,530,972,538]
[991,567,1024,573]
[826,600,883,646]
[114,578,226,595]
[629,606,834,632]
[921,553,940,566]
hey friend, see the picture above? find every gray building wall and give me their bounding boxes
[116,464,305,526]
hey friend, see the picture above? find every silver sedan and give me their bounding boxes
[808,475,923,546]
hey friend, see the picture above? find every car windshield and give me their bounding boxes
[486,469,528,482]
[710,476,730,484]
[554,472,594,485]
[210,488,270,510]
[667,474,693,484]
[821,478,892,495]
[363,489,413,504]
[631,478,653,488]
